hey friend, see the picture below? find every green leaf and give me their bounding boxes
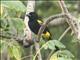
[53,40,66,49]
[58,50,74,58]
[58,57,65,60]
[13,46,21,60]
[47,40,56,50]
[1,1,26,12]
[8,40,22,60]
[58,57,72,60]
[0,39,7,53]
[0,18,8,29]
[11,18,25,33]
[50,52,58,60]
[45,40,66,50]
[50,50,74,60]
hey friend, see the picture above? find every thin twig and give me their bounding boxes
[21,55,33,60]
[47,50,54,60]
[58,27,71,41]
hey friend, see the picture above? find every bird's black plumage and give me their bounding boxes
[27,12,51,40]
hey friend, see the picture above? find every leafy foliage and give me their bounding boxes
[50,50,74,60]
[0,39,22,60]
[44,40,66,51]
[0,1,25,60]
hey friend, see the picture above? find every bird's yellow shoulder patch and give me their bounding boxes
[37,20,43,24]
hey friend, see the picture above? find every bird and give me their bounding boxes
[24,12,59,52]
[26,12,52,40]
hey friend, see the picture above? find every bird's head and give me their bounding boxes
[26,12,38,21]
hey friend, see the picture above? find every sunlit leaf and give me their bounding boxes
[0,5,4,16]
[8,40,22,60]
[58,50,74,58]
[0,39,7,53]
[58,57,72,60]
[50,52,58,60]
[47,40,56,50]
[45,40,66,50]
[50,50,74,60]
[53,40,66,49]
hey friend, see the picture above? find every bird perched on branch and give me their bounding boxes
[24,12,59,52]
[26,12,52,40]
[26,12,59,51]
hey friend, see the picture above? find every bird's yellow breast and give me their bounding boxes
[42,32,50,39]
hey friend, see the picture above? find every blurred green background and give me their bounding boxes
[0,0,80,60]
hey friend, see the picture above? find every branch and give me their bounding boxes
[37,13,65,41]
[48,18,66,27]
[59,0,80,41]
[24,0,42,60]
[24,0,35,41]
